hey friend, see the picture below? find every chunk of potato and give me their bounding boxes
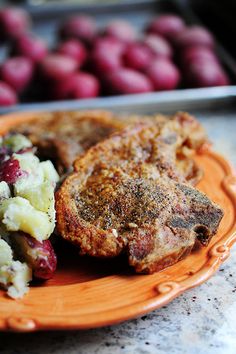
[0,239,13,267]
[40,160,59,184]
[0,197,54,241]
[3,134,32,152]
[14,153,44,187]
[15,181,55,213]
[0,260,32,299]
[0,181,11,199]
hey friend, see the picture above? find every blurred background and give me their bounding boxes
[0,0,235,109]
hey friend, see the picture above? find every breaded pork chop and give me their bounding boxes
[135,111,207,185]
[14,111,207,180]
[56,123,223,274]
[13,110,125,174]
[162,112,208,184]
[13,110,207,182]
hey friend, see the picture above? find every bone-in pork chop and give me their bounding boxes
[56,122,223,273]
[13,110,125,174]
[13,110,207,181]
[135,111,207,185]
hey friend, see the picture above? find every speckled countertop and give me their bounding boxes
[1,107,236,354]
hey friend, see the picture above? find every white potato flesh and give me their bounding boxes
[0,197,54,242]
[3,134,32,152]
[0,134,59,298]
[16,181,55,213]
[40,160,60,184]
[0,239,13,267]
[0,260,32,299]
[14,153,44,187]
[0,182,11,199]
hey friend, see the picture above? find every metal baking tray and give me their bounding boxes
[1,0,236,114]
[1,86,235,116]
[190,0,236,59]
[24,0,155,11]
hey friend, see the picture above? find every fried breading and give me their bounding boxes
[56,122,222,273]
[124,111,207,185]
[13,110,125,174]
[13,110,207,181]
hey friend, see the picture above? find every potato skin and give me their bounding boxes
[12,232,57,280]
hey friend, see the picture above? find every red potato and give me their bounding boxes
[12,34,48,63]
[0,157,24,184]
[57,39,87,67]
[144,34,173,58]
[12,233,57,280]
[0,7,30,41]
[0,81,17,106]
[33,240,57,280]
[93,36,126,57]
[185,60,229,87]
[49,72,100,100]
[106,68,153,94]
[104,20,137,43]
[49,75,75,100]
[1,57,33,93]
[58,15,96,44]
[146,58,180,91]
[175,26,215,49]
[91,48,122,75]
[40,54,78,81]
[180,46,219,66]
[123,43,153,71]
[0,147,10,162]
[147,14,185,40]
[70,72,100,99]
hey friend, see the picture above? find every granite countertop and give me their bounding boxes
[0,108,236,354]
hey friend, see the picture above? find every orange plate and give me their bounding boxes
[0,111,236,332]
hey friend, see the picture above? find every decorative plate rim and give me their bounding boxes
[0,112,235,332]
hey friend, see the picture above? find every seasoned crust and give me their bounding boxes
[13,110,126,174]
[56,122,223,273]
[124,111,208,185]
[13,110,207,183]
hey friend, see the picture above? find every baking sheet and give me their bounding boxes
[1,86,235,116]
[0,0,236,114]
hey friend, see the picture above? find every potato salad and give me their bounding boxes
[0,134,59,298]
